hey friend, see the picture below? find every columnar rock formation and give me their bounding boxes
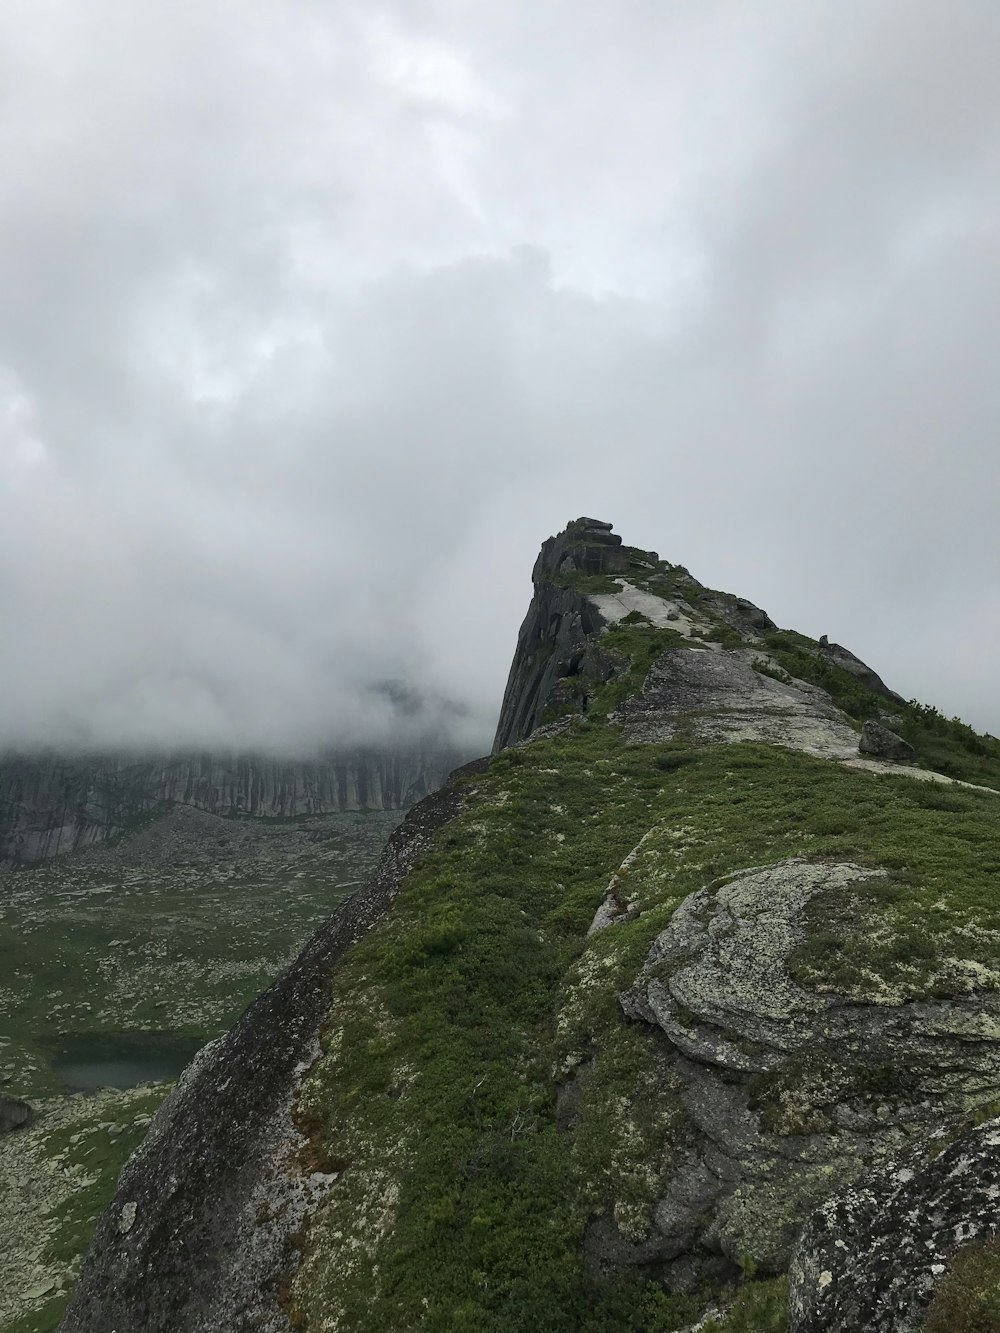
[1,748,463,867]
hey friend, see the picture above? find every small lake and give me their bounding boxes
[50,1030,206,1093]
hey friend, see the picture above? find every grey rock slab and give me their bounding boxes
[618,858,1000,1277]
[588,580,710,637]
[615,649,862,758]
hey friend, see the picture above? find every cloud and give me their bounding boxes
[2,0,999,754]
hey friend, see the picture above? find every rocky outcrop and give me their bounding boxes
[615,648,862,758]
[788,1116,1000,1331]
[59,757,488,1333]
[617,859,1000,1282]
[0,748,462,868]
[492,519,634,750]
[818,635,905,704]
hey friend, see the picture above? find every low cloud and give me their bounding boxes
[2,1,999,754]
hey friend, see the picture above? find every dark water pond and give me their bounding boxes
[50,1030,206,1093]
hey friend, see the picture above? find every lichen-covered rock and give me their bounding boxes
[787,1116,1000,1331]
[619,859,1000,1279]
[859,719,916,762]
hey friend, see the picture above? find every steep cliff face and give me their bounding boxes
[492,518,640,750]
[62,521,1000,1333]
[0,748,461,867]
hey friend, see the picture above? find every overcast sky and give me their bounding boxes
[2,1,999,755]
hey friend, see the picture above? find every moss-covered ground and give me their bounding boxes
[291,683,1000,1331]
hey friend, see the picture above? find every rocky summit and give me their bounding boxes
[58,520,1000,1332]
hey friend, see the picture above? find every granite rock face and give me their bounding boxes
[818,635,905,705]
[788,1116,1000,1331]
[615,649,862,758]
[0,748,462,868]
[492,520,632,750]
[616,859,1000,1283]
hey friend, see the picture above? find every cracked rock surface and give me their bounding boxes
[615,859,1000,1279]
[614,649,862,758]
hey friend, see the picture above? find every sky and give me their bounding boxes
[2,0,999,755]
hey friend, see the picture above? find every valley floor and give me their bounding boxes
[0,804,401,1332]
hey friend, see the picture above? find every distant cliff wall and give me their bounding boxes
[0,749,463,867]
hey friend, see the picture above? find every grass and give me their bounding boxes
[290,699,1000,1331]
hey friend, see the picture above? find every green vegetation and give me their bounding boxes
[0,1084,169,1333]
[705,1278,788,1331]
[0,810,399,1098]
[763,631,1000,789]
[0,809,399,1332]
[924,1240,1000,1332]
[291,687,1000,1330]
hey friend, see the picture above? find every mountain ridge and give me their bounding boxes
[57,519,1000,1333]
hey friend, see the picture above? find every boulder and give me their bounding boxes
[859,719,915,762]
[818,637,905,705]
[0,1096,32,1133]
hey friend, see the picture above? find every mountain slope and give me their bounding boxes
[60,520,1000,1333]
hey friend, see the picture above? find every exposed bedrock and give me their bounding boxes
[492,519,633,750]
[788,1116,1000,1332]
[614,647,861,757]
[611,859,1000,1285]
[818,635,906,705]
